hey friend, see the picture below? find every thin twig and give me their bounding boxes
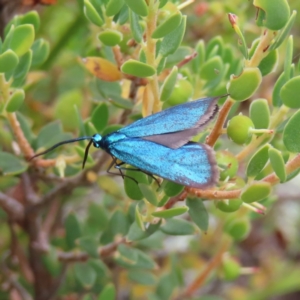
[0,192,24,220]
[177,239,230,299]
[206,97,233,147]
[58,237,128,262]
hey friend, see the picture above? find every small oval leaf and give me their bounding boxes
[124,0,148,17]
[84,0,104,26]
[160,66,178,101]
[186,198,209,232]
[283,110,300,152]
[241,182,271,203]
[91,103,109,132]
[247,144,270,178]
[268,147,286,182]
[151,206,188,218]
[0,49,19,73]
[228,68,262,101]
[281,75,300,108]
[160,218,195,235]
[10,24,35,57]
[121,59,156,78]
[250,98,270,129]
[152,12,182,39]
[82,57,122,81]
[98,29,123,46]
[6,89,25,112]
[106,0,125,17]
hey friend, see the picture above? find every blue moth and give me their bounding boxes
[31,96,222,188]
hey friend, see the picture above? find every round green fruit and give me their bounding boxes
[167,78,193,105]
[215,199,243,213]
[227,115,254,145]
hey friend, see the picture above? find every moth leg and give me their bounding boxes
[106,157,138,184]
[115,165,161,187]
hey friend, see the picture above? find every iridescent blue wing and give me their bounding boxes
[108,137,218,188]
[117,97,219,149]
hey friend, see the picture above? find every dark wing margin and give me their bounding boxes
[143,103,218,148]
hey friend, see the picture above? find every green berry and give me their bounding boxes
[215,199,243,213]
[227,115,254,145]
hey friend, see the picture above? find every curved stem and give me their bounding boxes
[206,97,233,147]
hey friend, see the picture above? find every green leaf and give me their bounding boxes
[6,89,25,112]
[90,259,109,278]
[124,0,148,17]
[11,50,32,87]
[124,169,149,200]
[163,181,184,197]
[225,218,251,241]
[135,204,145,231]
[16,112,35,143]
[228,67,262,101]
[152,12,182,39]
[134,249,157,269]
[160,218,195,235]
[283,36,293,83]
[281,76,300,108]
[106,0,124,16]
[41,247,62,277]
[109,95,133,109]
[164,46,191,69]
[160,66,178,101]
[269,10,297,51]
[98,29,123,46]
[129,10,143,43]
[186,198,209,232]
[87,203,109,232]
[250,98,270,129]
[84,0,104,26]
[31,39,50,67]
[139,183,158,206]
[127,221,148,241]
[20,10,40,32]
[159,16,186,57]
[35,121,71,150]
[77,236,99,258]
[272,71,287,107]
[128,270,156,285]
[91,103,109,132]
[258,49,278,76]
[191,40,205,73]
[199,56,223,81]
[241,182,271,203]
[74,262,97,289]
[117,244,138,265]
[10,24,35,57]
[65,212,82,249]
[0,50,19,73]
[98,283,116,300]
[254,0,290,30]
[247,144,270,177]
[121,59,156,78]
[283,110,300,152]
[268,147,286,182]
[54,90,82,130]
[152,206,188,218]
[0,152,27,176]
